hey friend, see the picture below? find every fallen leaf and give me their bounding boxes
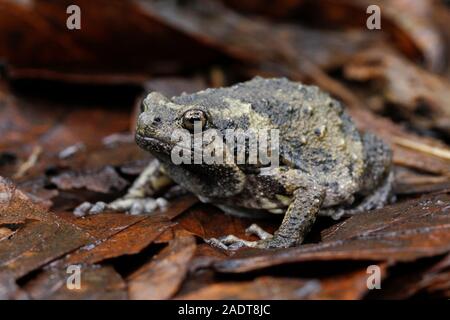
[128,235,197,300]
[0,271,28,300]
[345,48,450,136]
[295,0,445,72]
[178,276,321,300]
[180,263,387,300]
[50,166,128,194]
[374,253,450,299]
[0,0,220,83]
[394,167,450,196]
[135,0,379,76]
[24,265,127,300]
[214,191,450,273]
[175,204,276,242]
[63,215,174,266]
[61,196,197,266]
[0,177,92,283]
[348,108,450,177]
[311,264,388,299]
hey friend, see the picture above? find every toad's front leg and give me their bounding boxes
[74,159,174,216]
[208,183,325,250]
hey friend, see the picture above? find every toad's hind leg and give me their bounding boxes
[345,132,393,216]
[320,170,393,219]
[359,132,392,194]
[207,178,325,250]
[344,170,394,216]
[74,159,174,216]
[319,131,394,220]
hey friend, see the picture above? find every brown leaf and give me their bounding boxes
[394,167,450,196]
[178,276,321,300]
[172,204,280,260]
[188,243,228,273]
[63,215,174,266]
[178,264,383,300]
[374,0,445,72]
[222,0,305,18]
[60,196,197,266]
[24,265,127,300]
[294,0,445,72]
[345,48,450,136]
[135,0,378,74]
[175,205,271,242]
[0,271,28,300]
[128,235,197,300]
[311,264,388,299]
[214,191,450,273]
[0,177,92,281]
[421,271,450,298]
[376,253,450,299]
[0,0,220,83]
[38,143,150,210]
[348,108,450,177]
[0,83,133,182]
[153,224,193,244]
[61,212,146,240]
[50,166,128,194]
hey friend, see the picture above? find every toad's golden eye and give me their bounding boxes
[182,109,207,132]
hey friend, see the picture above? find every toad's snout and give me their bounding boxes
[136,112,161,137]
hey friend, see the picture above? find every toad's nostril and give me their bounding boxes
[137,113,152,129]
[138,113,162,128]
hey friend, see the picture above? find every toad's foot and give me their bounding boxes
[73,196,168,217]
[206,223,275,250]
[73,159,174,217]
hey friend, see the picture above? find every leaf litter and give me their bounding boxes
[0,0,449,300]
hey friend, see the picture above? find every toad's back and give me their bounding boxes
[172,77,365,190]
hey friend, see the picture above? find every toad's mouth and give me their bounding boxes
[135,134,173,154]
[135,133,207,163]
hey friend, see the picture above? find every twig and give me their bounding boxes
[13,145,43,179]
[393,137,450,161]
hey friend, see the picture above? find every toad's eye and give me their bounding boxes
[182,109,207,132]
[140,101,148,113]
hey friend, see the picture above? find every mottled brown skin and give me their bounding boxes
[130,77,393,249]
